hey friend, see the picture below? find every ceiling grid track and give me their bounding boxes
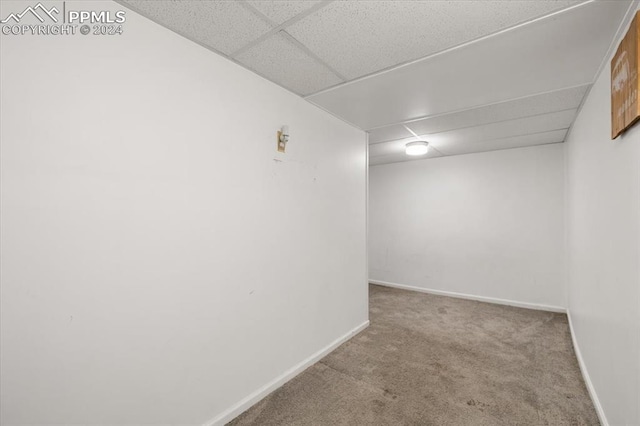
[366,107,582,146]
[116,0,633,164]
[231,1,335,58]
[302,0,597,99]
[366,83,593,133]
[278,30,347,82]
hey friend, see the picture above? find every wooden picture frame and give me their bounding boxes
[611,11,640,139]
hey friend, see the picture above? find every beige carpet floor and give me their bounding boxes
[229,284,599,425]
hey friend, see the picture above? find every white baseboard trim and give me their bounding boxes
[203,320,370,426]
[566,311,608,426]
[369,279,566,313]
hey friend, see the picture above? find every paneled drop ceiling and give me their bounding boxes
[118,0,634,165]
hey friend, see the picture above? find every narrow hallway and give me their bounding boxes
[231,285,597,425]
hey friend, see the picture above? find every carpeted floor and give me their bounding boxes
[229,284,599,425]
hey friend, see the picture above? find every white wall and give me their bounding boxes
[369,144,565,309]
[565,7,640,424]
[0,1,367,424]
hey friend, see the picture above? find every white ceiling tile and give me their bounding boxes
[235,32,343,96]
[424,109,576,146]
[306,0,630,129]
[433,130,567,156]
[288,0,585,80]
[370,129,567,165]
[121,0,273,55]
[406,85,589,136]
[368,125,414,144]
[248,1,323,25]
[368,108,576,163]
[369,136,419,157]
[370,147,443,167]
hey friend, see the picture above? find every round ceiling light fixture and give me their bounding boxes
[405,140,429,156]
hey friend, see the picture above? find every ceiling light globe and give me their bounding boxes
[405,141,429,156]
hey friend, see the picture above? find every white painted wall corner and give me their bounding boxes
[566,311,609,426]
[203,320,370,426]
[369,280,566,313]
